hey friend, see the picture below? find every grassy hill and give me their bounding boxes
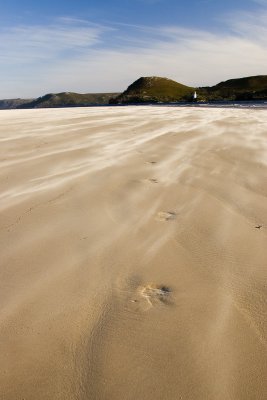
[19,92,120,109]
[199,75,267,101]
[110,76,194,104]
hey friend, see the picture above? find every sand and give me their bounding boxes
[0,106,266,399]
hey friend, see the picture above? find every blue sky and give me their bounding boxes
[1,0,267,97]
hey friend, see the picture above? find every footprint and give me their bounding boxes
[138,283,172,307]
[155,211,176,221]
[255,225,262,229]
[142,178,158,184]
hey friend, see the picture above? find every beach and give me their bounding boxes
[0,105,266,399]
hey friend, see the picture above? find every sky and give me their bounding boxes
[1,0,267,98]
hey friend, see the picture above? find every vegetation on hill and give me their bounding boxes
[19,92,120,109]
[110,76,194,104]
[199,75,267,101]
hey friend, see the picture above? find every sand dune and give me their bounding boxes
[0,106,266,399]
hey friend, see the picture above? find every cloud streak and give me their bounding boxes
[0,20,107,64]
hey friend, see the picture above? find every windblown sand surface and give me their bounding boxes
[0,106,267,400]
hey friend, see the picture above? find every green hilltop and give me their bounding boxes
[111,76,194,104]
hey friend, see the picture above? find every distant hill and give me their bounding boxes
[19,92,120,109]
[110,76,194,104]
[199,75,267,101]
[0,98,34,109]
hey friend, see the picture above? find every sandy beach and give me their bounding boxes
[0,105,266,399]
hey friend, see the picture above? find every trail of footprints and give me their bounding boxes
[143,157,177,222]
[128,158,175,311]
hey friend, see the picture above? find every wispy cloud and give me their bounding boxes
[0,19,108,64]
[1,9,267,97]
[224,8,267,44]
